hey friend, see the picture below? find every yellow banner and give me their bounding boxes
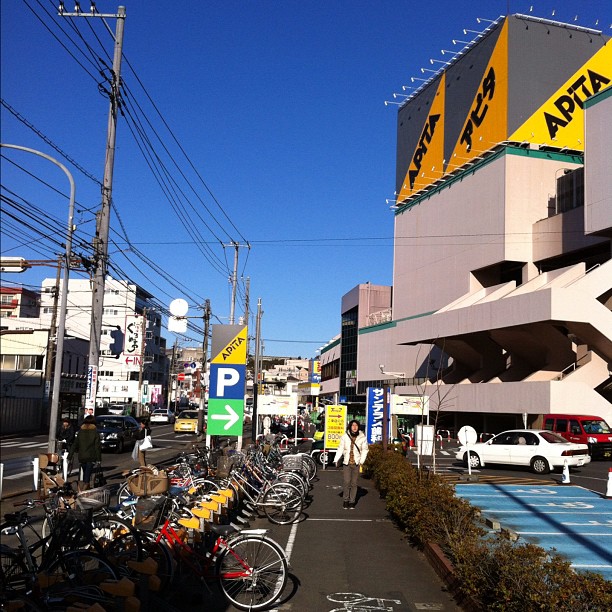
[510,43,611,149]
[398,73,446,201]
[448,19,508,171]
[212,326,248,364]
[324,404,346,450]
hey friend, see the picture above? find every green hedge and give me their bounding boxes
[363,444,612,611]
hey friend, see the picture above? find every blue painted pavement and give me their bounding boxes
[456,484,612,581]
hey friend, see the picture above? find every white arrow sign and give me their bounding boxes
[211,404,239,431]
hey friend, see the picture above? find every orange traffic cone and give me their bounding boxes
[561,460,571,485]
[605,467,612,499]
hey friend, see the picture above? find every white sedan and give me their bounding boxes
[150,409,175,424]
[455,429,591,474]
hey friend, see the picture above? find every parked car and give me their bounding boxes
[106,403,130,416]
[174,410,200,434]
[95,415,141,453]
[150,409,176,425]
[542,414,612,460]
[455,429,591,474]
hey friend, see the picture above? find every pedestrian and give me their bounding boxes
[56,417,75,452]
[334,419,369,509]
[68,415,101,489]
[133,418,152,467]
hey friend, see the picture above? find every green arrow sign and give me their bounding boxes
[207,398,244,436]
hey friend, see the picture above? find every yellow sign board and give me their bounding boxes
[212,326,248,364]
[448,19,508,172]
[324,405,346,450]
[510,43,611,149]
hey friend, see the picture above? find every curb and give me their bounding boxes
[424,542,480,610]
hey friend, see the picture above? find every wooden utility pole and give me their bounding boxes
[251,298,263,441]
[43,256,62,428]
[137,308,147,416]
[199,300,211,438]
[60,6,127,413]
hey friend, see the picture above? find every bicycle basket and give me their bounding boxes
[282,454,304,472]
[216,456,233,479]
[133,496,165,531]
[76,485,111,510]
[127,470,169,497]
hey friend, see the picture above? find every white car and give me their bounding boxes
[455,429,591,474]
[150,409,175,424]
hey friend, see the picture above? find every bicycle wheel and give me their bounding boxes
[44,549,118,592]
[91,515,143,572]
[0,547,29,594]
[217,535,288,611]
[276,471,308,498]
[137,534,176,592]
[300,453,317,481]
[262,482,303,525]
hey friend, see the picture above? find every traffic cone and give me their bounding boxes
[561,460,571,485]
[605,467,612,499]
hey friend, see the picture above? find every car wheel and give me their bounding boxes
[531,456,550,474]
[115,439,124,454]
[464,452,481,469]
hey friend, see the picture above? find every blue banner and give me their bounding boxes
[366,387,385,444]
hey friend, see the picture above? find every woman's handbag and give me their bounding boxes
[139,434,153,451]
[92,461,107,487]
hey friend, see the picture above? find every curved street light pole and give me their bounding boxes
[1,144,76,453]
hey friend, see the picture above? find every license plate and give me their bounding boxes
[577,459,586,466]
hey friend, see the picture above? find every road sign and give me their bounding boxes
[207,364,245,436]
[177,372,185,381]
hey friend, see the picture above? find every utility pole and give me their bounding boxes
[252,298,263,441]
[223,242,250,324]
[137,308,147,416]
[42,256,62,428]
[60,6,127,413]
[199,299,211,438]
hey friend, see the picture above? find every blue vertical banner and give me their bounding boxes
[366,387,385,444]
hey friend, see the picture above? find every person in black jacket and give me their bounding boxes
[56,418,75,452]
[68,415,102,487]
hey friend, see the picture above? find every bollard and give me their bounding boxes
[606,467,612,499]
[561,459,571,485]
[435,434,443,449]
[33,456,39,491]
[0,462,3,500]
[62,451,69,482]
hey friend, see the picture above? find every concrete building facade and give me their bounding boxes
[323,14,612,435]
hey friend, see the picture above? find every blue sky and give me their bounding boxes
[1,0,609,359]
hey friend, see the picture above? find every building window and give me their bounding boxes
[1,294,15,304]
[1,354,17,370]
[15,355,43,370]
[556,167,584,214]
[103,308,119,316]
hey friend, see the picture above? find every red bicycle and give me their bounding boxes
[155,517,288,610]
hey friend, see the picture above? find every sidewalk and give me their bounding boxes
[259,466,462,611]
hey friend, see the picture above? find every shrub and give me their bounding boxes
[364,445,612,611]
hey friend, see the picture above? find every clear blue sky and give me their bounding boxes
[1,1,609,358]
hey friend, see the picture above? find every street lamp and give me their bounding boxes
[1,144,76,453]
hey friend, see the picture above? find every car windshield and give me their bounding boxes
[539,431,569,444]
[582,419,611,434]
[97,418,123,427]
[179,411,198,419]
[152,410,166,415]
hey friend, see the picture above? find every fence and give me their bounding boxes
[0,397,45,435]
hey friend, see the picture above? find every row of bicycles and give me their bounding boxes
[1,438,317,611]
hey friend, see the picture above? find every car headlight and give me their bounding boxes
[587,436,597,444]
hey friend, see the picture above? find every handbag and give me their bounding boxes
[140,434,153,451]
[92,462,107,487]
